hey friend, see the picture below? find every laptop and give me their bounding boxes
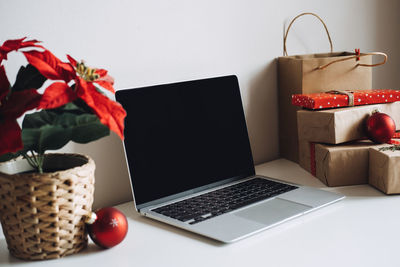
[116,75,344,243]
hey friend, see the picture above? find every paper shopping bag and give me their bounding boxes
[277,12,387,162]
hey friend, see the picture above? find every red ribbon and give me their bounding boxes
[310,142,316,176]
[355,48,360,61]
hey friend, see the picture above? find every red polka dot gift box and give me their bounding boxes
[292,89,400,110]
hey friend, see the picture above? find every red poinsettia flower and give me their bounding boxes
[66,55,115,93]
[0,66,8,101]
[23,50,126,139]
[75,78,125,139]
[0,37,44,155]
[0,37,43,64]
[0,66,41,155]
[23,49,75,82]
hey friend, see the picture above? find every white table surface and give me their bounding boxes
[1,159,399,267]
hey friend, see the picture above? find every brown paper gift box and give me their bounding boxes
[297,102,400,145]
[369,147,400,194]
[299,140,381,186]
[298,140,313,173]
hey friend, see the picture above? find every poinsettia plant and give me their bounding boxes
[0,37,126,173]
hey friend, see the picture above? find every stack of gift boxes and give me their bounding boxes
[292,89,400,194]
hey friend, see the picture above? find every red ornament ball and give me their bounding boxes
[87,207,128,248]
[366,111,396,143]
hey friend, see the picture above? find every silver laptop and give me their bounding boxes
[116,75,344,243]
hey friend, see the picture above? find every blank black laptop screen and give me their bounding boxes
[116,75,255,206]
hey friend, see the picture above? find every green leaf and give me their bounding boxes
[22,125,70,153]
[56,112,110,143]
[12,64,47,91]
[70,98,94,114]
[22,109,57,128]
[63,102,81,111]
[21,106,110,154]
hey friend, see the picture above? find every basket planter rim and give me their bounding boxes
[0,153,94,182]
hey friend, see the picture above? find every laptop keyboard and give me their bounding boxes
[152,177,298,225]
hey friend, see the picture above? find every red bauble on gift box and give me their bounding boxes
[87,207,128,248]
[366,111,396,143]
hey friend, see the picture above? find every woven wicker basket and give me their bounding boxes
[0,153,95,260]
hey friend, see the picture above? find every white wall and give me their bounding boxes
[1,0,399,209]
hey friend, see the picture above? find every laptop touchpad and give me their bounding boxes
[233,198,311,226]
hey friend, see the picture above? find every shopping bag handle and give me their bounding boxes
[284,12,333,56]
[317,52,388,69]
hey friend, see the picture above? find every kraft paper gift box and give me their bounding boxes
[297,102,400,145]
[299,140,313,173]
[299,140,381,186]
[369,147,400,194]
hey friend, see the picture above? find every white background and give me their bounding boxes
[1,0,399,208]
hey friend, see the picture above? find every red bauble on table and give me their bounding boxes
[87,207,128,248]
[366,111,396,143]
